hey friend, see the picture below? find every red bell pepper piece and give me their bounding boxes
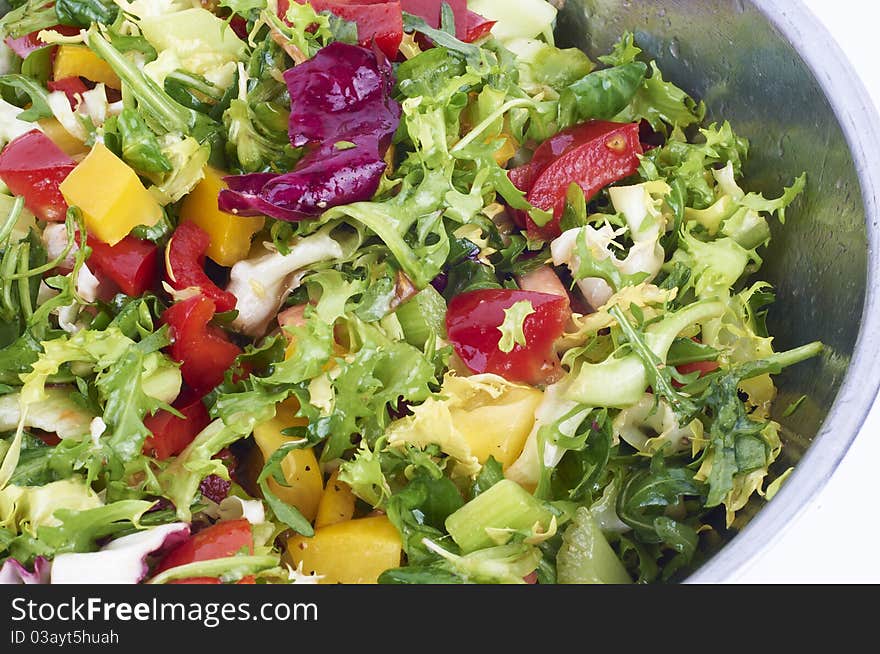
[152,519,255,584]
[463,9,495,42]
[86,233,159,297]
[165,221,238,313]
[399,0,467,40]
[445,288,569,385]
[509,120,643,241]
[163,295,243,393]
[47,76,89,109]
[142,388,211,460]
[297,0,404,61]
[0,130,75,222]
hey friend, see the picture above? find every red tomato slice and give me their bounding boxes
[508,121,643,241]
[86,233,159,297]
[165,222,237,313]
[463,9,495,43]
[676,360,720,376]
[142,388,211,460]
[153,519,255,584]
[0,130,75,222]
[291,0,404,60]
[162,296,243,393]
[399,0,468,40]
[445,289,570,385]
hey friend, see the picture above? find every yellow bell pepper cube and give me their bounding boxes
[453,386,543,469]
[179,166,264,267]
[59,143,162,246]
[53,45,121,89]
[314,469,356,529]
[253,398,323,522]
[287,516,402,584]
[37,119,89,157]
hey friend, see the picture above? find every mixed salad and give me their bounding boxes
[0,0,821,585]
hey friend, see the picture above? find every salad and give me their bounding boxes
[0,0,821,585]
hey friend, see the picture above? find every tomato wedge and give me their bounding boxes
[290,0,404,61]
[152,519,255,584]
[163,296,243,394]
[508,120,643,240]
[463,9,495,42]
[399,0,468,40]
[165,221,237,313]
[86,233,159,297]
[446,289,569,385]
[0,130,76,222]
[142,388,211,460]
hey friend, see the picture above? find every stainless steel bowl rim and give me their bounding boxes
[686,0,880,582]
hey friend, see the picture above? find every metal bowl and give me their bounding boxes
[556,0,880,582]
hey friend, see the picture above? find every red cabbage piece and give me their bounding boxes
[219,42,401,222]
[0,556,50,584]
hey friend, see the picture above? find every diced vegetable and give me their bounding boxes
[444,479,555,553]
[556,506,632,584]
[152,518,255,584]
[165,221,238,312]
[305,0,404,60]
[53,44,121,88]
[286,515,402,584]
[162,295,242,393]
[86,233,159,297]
[37,117,89,156]
[142,390,211,460]
[445,288,570,385]
[510,120,643,240]
[0,129,75,222]
[253,398,323,523]
[59,142,163,246]
[179,166,264,267]
[314,469,357,529]
[399,0,467,40]
[452,384,542,469]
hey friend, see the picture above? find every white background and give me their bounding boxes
[730,0,880,583]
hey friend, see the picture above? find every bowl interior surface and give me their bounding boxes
[557,0,880,581]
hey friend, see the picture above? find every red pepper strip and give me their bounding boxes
[299,0,404,61]
[163,295,243,394]
[445,288,570,386]
[507,120,643,241]
[165,221,238,313]
[142,388,211,460]
[86,233,159,297]
[0,130,75,222]
[47,76,89,109]
[463,9,495,42]
[152,519,255,585]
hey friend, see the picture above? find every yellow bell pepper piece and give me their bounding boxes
[314,469,356,529]
[253,398,323,522]
[59,143,162,246]
[287,515,402,584]
[453,386,543,469]
[179,166,264,267]
[53,45,121,89]
[493,133,518,167]
[37,119,89,157]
